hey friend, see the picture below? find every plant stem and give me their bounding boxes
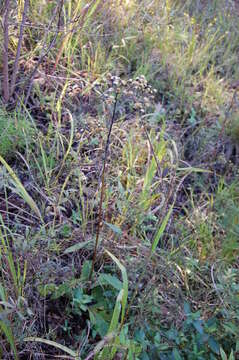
[89,93,118,281]
[2,0,10,103]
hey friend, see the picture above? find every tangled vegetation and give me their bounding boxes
[0,0,239,359]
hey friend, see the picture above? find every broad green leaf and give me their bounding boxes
[193,320,204,335]
[80,260,92,281]
[208,337,220,355]
[89,310,109,338]
[98,273,123,291]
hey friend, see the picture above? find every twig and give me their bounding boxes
[2,0,10,103]
[9,0,29,97]
[89,92,118,281]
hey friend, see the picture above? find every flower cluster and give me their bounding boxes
[100,74,157,118]
[66,73,157,120]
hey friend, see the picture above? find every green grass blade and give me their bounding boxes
[64,239,92,254]
[151,204,174,254]
[105,250,128,326]
[0,155,42,221]
[84,0,102,28]
[98,251,128,359]
[0,319,18,360]
[108,289,123,333]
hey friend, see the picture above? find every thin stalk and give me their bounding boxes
[2,0,10,103]
[89,93,118,281]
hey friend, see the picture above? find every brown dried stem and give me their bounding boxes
[2,0,10,103]
[89,92,118,282]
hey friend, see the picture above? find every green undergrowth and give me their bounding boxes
[0,107,34,160]
[0,0,239,359]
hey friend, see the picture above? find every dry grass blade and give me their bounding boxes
[23,337,77,358]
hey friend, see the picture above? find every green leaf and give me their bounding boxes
[108,289,123,333]
[104,222,122,235]
[89,310,109,337]
[223,323,239,336]
[236,340,239,352]
[0,320,18,359]
[220,347,228,360]
[98,273,123,291]
[208,337,220,355]
[157,343,170,351]
[0,155,42,221]
[98,250,128,359]
[193,320,204,335]
[0,284,6,301]
[37,284,57,297]
[173,348,183,360]
[141,352,150,360]
[64,239,92,254]
[80,260,92,281]
[105,250,128,327]
[151,204,173,254]
[51,283,69,299]
[184,302,191,316]
[134,329,146,343]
